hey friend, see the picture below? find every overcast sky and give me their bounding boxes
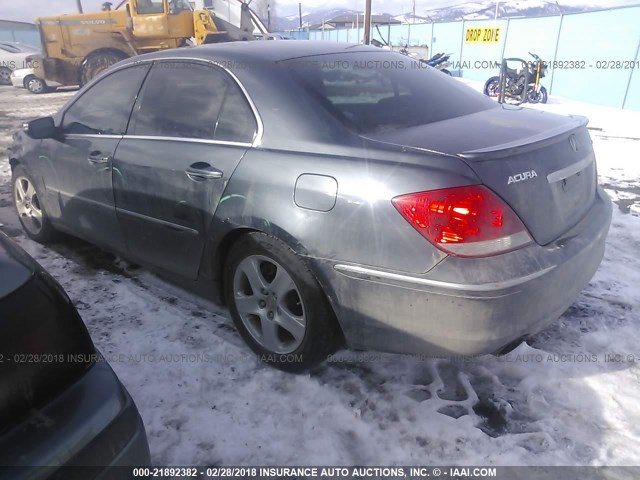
[1,0,639,22]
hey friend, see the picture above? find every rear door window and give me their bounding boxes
[129,61,257,143]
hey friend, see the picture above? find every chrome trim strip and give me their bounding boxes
[90,56,264,148]
[333,264,555,293]
[221,66,264,148]
[65,134,123,140]
[547,154,593,183]
[116,208,199,236]
[121,135,252,148]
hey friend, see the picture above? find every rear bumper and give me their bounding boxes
[0,359,150,479]
[313,187,613,356]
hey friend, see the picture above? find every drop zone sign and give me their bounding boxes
[465,26,501,43]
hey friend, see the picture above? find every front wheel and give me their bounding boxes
[484,76,500,97]
[224,232,341,372]
[25,76,48,94]
[12,165,58,243]
[527,86,548,104]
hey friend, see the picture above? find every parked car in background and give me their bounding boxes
[0,232,150,473]
[8,42,612,372]
[10,68,62,94]
[0,42,39,85]
[0,42,40,53]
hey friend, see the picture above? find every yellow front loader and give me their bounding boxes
[34,0,265,86]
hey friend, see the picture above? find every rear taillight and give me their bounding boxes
[392,185,532,257]
[25,55,36,67]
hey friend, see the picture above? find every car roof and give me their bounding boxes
[133,41,381,64]
[0,233,36,298]
[0,41,38,51]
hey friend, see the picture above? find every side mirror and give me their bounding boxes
[25,117,58,139]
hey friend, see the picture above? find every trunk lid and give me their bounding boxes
[365,106,597,246]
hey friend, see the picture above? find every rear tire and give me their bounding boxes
[25,76,48,94]
[0,67,12,85]
[224,232,340,372]
[484,76,500,97]
[12,165,58,244]
[80,50,128,87]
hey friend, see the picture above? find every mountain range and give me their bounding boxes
[272,0,600,30]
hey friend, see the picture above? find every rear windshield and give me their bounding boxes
[285,52,497,134]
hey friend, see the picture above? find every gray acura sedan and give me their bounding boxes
[9,42,612,371]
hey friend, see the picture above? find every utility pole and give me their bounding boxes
[76,0,84,13]
[267,1,271,31]
[363,0,372,44]
[299,3,303,29]
[407,0,415,46]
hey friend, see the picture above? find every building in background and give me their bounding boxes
[316,14,401,29]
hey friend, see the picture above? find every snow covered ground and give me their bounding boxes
[1,83,639,467]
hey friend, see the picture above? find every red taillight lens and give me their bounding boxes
[392,185,532,257]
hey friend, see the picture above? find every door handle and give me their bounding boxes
[88,151,111,165]
[185,164,223,182]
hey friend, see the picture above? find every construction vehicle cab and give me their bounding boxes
[34,0,264,87]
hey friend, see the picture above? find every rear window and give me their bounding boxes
[286,52,497,134]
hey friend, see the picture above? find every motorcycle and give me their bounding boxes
[484,52,548,104]
[424,52,453,76]
[371,36,453,76]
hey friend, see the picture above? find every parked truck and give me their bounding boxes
[33,0,267,87]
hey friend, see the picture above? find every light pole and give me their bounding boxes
[407,0,415,46]
[76,0,84,13]
[363,0,372,44]
[299,3,303,29]
[267,1,271,31]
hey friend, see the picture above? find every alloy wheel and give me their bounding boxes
[232,255,306,355]
[14,176,44,235]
